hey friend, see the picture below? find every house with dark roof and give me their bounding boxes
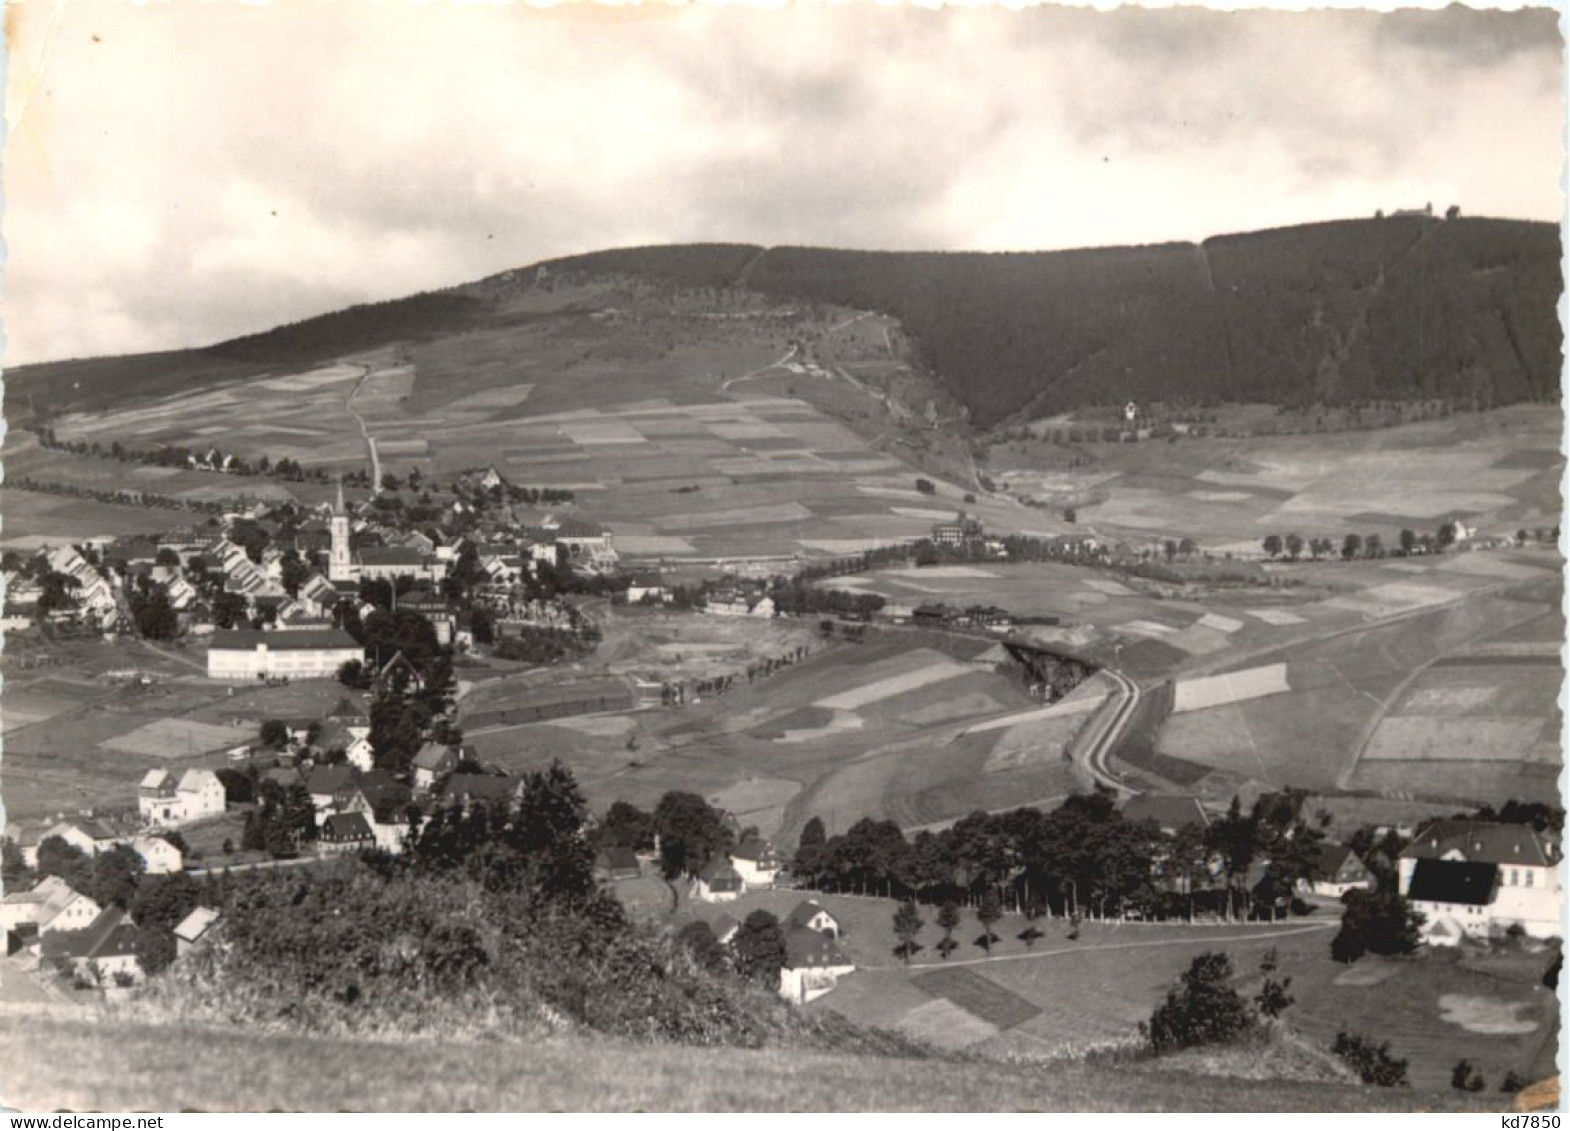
[319,812,376,854]
[306,765,359,818]
[595,846,641,881]
[412,743,461,793]
[729,838,781,888]
[1398,820,1562,944]
[40,907,143,985]
[438,773,523,812]
[690,859,744,903]
[1296,843,1375,900]
[786,899,840,939]
[779,926,855,1003]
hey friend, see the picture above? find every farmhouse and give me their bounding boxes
[785,899,841,939]
[319,812,376,854]
[138,769,226,827]
[690,859,745,903]
[206,628,363,681]
[41,907,143,985]
[412,743,461,793]
[729,838,781,888]
[778,926,856,1003]
[131,835,184,875]
[1397,820,1563,944]
[1296,843,1375,899]
[1,877,102,939]
[595,846,642,881]
[38,815,120,857]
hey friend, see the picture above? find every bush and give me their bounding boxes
[1144,952,1256,1054]
[1332,1031,1409,1087]
[1452,1059,1485,1092]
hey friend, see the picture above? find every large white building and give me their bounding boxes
[207,627,363,681]
[1399,820,1563,945]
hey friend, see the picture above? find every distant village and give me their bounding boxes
[0,464,1562,1012]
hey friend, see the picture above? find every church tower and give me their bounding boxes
[329,478,355,582]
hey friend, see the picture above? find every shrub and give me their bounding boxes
[1144,952,1255,1054]
[1452,1059,1485,1092]
[1332,1031,1409,1087]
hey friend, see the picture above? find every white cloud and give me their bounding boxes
[3,2,1561,366]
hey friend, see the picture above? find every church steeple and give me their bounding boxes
[328,475,355,582]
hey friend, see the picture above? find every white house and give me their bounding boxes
[139,768,226,827]
[1398,820,1563,945]
[778,926,856,1004]
[130,835,184,875]
[690,859,745,903]
[37,816,118,858]
[1,877,102,938]
[730,838,781,888]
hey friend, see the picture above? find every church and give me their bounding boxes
[328,481,441,584]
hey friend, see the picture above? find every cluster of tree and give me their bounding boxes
[7,476,227,515]
[240,779,318,858]
[491,624,600,666]
[126,577,180,640]
[33,429,330,484]
[768,577,885,620]
[1142,950,1294,1055]
[791,790,1326,923]
[677,908,790,990]
[656,642,812,706]
[1331,1031,1409,1088]
[1261,524,1471,562]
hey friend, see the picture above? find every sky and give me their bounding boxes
[5,1,1563,366]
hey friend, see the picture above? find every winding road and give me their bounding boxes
[1077,665,1141,797]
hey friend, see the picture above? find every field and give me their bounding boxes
[663,885,1557,1093]
[989,404,1564,550]
[457,618,1103,841]
[0,1012,1501,1112]
[17,275,1054,561]
[826,538,1561,806]
[0,638,353,820]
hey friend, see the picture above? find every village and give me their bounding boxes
[0,461,1561,1077]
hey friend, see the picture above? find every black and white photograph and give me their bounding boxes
[0,0,1564,1113]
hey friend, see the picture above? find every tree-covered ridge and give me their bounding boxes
[547,217,1562,425]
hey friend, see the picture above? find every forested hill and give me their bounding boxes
[546,218,1562,426]
[12,218,1557,428]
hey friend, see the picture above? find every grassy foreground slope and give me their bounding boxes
[0,1015,1501,1113]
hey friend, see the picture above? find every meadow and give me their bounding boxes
[664,885,1556,1093]
[989,404,1563,551]
[0,1011,1500,1112]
